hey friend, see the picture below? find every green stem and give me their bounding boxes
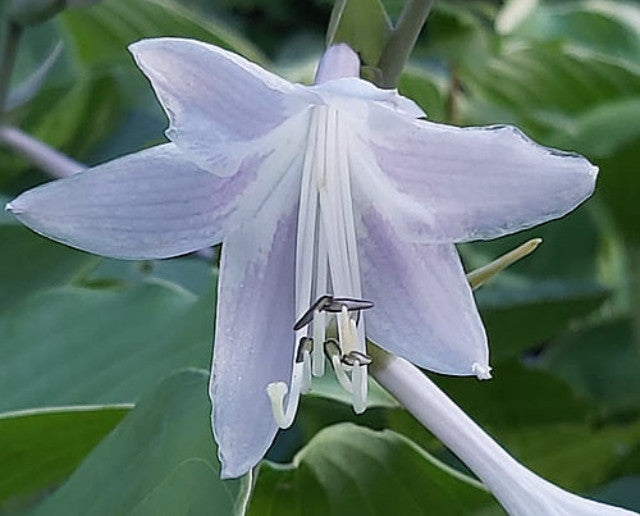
[0,21,23,116]
[376,0,434,88]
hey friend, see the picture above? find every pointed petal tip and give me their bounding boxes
[472,362,492,380]
[5,199,22,215]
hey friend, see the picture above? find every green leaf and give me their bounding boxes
[32,370,251,516]
[326,0,392,66]
[0,405,128,508]
[460,205,604,282]
[495,422,640,492]
[476,280,608,360]
[539,318,640,412]
[0,222,99,313]
[507,1,640,65]
[387,359,593,455]
[58,0,265,68]
[1,72,123,182]
[551,97,640,243]
[434,359,592,429]
[0,281,213,412]
[85,255,217,297]
[6,42,62,110]
[462,43,640,139]
[398,66,447,122]
[590,476,640,513]
[249,423,500,515]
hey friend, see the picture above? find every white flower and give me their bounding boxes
[6,39,597,478]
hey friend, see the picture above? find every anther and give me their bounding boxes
[296,337,314,363]
[293,295,374,330]
[323,338,341,360]
[324,297,374,314]
[341,350,373,367]
[293,295,332,330]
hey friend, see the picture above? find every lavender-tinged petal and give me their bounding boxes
[312,77,424,119]
[5,144,256,259]
[365,108,598,243]
[211,158,301,479]
[314,44,360,84]
[130,38,316,175]
[355,206,488,376]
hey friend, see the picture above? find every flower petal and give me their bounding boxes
[130,38,315,175]
[211,171,300,479]
[355,206,489,376]
[362,108,598,243]
[6,144,264,259]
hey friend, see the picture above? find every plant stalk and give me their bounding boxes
[376,0,434,88]
[0,125,84,177]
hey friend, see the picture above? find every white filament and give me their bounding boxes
[267,105,369,428]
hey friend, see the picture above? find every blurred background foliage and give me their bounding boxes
[0,0,639,514]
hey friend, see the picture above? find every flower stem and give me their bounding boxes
[0,125,84,177]
[0,21,23,117]
[368,345,634,514]
[376,0,434,88]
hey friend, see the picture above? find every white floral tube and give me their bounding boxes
[370,348,637,515]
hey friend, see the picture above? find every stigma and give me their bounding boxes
[267,105,372,428]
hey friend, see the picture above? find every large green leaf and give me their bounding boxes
[0,405,129,509]
[495,422,640,493]
[539,318,640,412]
[387,359,593,455]
[460,205,604,282]
[398,66,447,122]
[59,0,265,68]
[0,73,122,183]
[476,280,608,360]
[507,1,640,65]
[326,0,392,67]
[0,281,214,412]
[0,222,99,313]
[462,42,640,140]
[249,423,501,515]
[32,370,250,516]
[551,98,640,243]
[590,476,640,513]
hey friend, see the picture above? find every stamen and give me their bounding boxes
[351,362,367,414]
[312,310,326,376]
[267,340,313,429]
[324,338,353,393]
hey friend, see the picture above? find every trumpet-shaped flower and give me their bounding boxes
[6,39,597,478]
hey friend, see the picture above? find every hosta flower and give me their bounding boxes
[6,39,596,478]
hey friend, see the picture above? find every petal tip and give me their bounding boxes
[5,199,22,214]
[472,362,492,380]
